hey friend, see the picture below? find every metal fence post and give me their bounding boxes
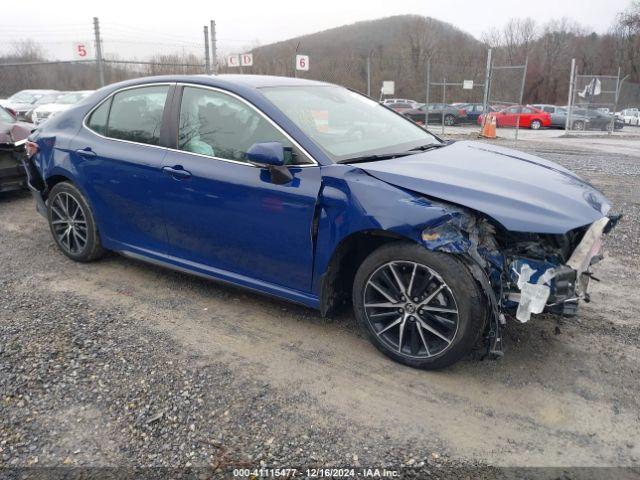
[514,56,528,141]
[482,48,492,114]
[609,67,623,134]
[293,42,300,78]
[366,50,373,97]
[425,58,430,128]
[565,58,576,131]
[441,77,446,135]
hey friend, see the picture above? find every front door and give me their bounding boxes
[160,86,322,292]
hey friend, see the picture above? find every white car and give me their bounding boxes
[31,90,94,125]
[615,108,640,126]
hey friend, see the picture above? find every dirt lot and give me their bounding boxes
[1,136,639,478]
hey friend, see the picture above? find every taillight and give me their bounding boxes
[25,141,39,158]
[7,107,17,118]
[459,109,466,115]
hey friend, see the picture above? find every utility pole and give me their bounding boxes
[93,16,105,87]
[366,49,373,96]
[210,20,217,74]
[203,26,211,74]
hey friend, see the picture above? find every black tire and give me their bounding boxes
[444,114,456,126]
[530,119,542,130]
[572,120,585,131]
[353,242,486,370]
[47,181,105,262]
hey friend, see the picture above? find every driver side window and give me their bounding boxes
[178,87,307,164]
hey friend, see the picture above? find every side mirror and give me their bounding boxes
[247,142,285,167]
[247,142,293,185]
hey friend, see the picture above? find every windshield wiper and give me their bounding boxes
[338,152,418,164]
[408,143,446,152]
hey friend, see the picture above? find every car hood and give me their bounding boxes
[4,102,34,112]
[0,121,31,145]
[35,103,72,114]
[356,140,610,234]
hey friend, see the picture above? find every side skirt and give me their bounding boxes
[117,247,321,310]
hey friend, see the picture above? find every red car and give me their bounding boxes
[478,105,552,129]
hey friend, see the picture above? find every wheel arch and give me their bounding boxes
[318,229,419,317]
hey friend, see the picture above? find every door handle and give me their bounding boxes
[162,165,192,180]
[75,148,97,158]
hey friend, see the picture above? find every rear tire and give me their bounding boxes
[47,182,105,262]
[353,242,486,370]
[572,120,585,131]
[444,114,456,126]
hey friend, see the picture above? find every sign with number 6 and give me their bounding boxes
[296,54,309,71]
[72,42,93,60]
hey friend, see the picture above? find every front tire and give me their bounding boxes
[47,182,105,262]
[353,243,486,369]
[530,119,542,130]
[572,120,585,131]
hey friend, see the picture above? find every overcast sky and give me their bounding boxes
[0,0,631,60]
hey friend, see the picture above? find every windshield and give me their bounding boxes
[34,93,61,105]
[0,107,16,123]
[261,85,440,162]
[8,91,38,103]
[56,92,88,104]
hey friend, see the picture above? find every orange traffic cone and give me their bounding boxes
[480,113,497,139]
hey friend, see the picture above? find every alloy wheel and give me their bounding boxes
[363,261,459,359]
[50,192,88,255]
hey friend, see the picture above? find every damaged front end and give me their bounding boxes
[0,139,28,193]
[420,204,620,358]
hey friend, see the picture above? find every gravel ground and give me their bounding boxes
[1,136,639,479]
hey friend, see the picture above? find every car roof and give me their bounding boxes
[103,74,331,91]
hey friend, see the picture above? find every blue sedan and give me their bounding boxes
[24,75,616,369]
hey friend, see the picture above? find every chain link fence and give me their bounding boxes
[2,35,637,140]
[566,61,626,134]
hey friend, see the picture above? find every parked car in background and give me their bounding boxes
[382,98,419,107]
[532,104,585,130]
[457,103,493,123]
[384,100,420,113]
[24,75,616,369]
[0,105,30,193]
[616,108,640,126]
[403,103,468,126]
[575,108,624,131]
[30,90,95,125]
[0,90,60,122]
[478,105,551,129]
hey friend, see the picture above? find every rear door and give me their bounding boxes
[70,84,173,253]
[159,85,322,292]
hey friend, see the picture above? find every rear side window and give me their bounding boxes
[87,99,111,136]
[89,85,169,145]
